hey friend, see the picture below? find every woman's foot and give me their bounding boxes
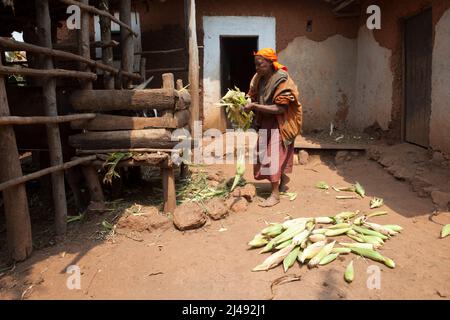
[258,194,280,207]
[279,174,290,192]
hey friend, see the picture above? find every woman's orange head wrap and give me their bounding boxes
[254,48,288,72]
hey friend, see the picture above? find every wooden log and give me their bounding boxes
[71,113,178,130]
[135,48,185,55]
[187,0,200,131]
[69,89,175,111]
[174,109,190,128]
[120,0,133,88]
[58,0,137,37]
[162,165,176,213]
[0,60,32,261]
[176,79,184,90]
[0,65,97,80]
[99,0,114,89]
[53,40,119,50]
[0,113,96,126]
[36,0,67,237]
[0,155,96,192]
[162,73,175,91]
[77,148,181,155]
[0,37,118,76]
[79,0,92,90]
[146,67,187,74]
[81,166,104,203]
[69,129,178,149]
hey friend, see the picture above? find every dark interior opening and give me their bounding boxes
[220,36,258,98]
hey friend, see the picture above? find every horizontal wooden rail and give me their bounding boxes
[0,113,96,126]
[77,148,182,154]
[0,65,97,80]
[53,40,119,50]
[0,155,96,192]
[135,48,185,55]
[146,67,188,73]
[58,0,137,37]
[0,38,141,81]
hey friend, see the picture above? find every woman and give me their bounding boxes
[244,48,302,207]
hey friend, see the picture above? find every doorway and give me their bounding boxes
[220,36,258,98]
[404,8,432,148]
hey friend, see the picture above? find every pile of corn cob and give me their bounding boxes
[249,211,402,282]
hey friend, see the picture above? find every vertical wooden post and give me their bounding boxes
[0,59,33,261]
[162,165,176,214]
[162,73,175,92]
[120,0,133,89]
[186,0,200,132]
[140,57,146,82]
[78,0,92,90]
[99,0,114,89]
[176,78,189,179]
[36,0,67,237]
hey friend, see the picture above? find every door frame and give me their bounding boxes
[401,6,433,146]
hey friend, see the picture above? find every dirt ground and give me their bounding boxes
[0,151,449,300]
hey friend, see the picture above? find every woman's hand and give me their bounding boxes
[243,102,256,113]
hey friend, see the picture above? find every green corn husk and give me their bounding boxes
[219,87,254,131]
[364,222,398,236]
[275,239,293,250]
[336,195,358,200]
[306,221,315,231]
[319,253,339,266]
[292,230,311,246]
[332,247,352,254]
[327,223,351,230]
[309,234,327,243]
[283,246,301,272]
[340,242,374,250]
[275,222,308,245]
[346,233,365,243]
[325,228,352,237]
[370,197,384,209]
[383,224,403,232]
[335,186,356,192]
[352,216,366,225]
[359,235,384,247]
[441,224,450,239]
[346,229,358,236]
[231,151,245,191]
[282,218,312,229]
[367,211,388,219]
[261,223,284,238]
[313,229,329,236]
[259,239,276,254]
[248,233,269,248]
[253,244,296,272]
[314,217,334,224]
[344,261,354,283]
[355,182,365,198]
[298,241,327,263]
[101,220,114,230]
[350,247,395,268]
[316,181,330,190]
[308,241,336,268]
[352,225,389,240]
[334,211,358,221]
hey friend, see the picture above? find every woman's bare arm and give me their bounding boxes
[244,103,287,115]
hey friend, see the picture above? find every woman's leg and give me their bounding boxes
[258,181,280,207]
[279,173,290,192]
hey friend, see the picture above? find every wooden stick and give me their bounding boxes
[120,0,134,88]
[135,48,185,55]
[162,165,176,213]
[71,113,177,130]
[36,0,67,237]
[146,67,187,73]
[0,113,96,126]
[0,156,96,192]
[140,57,146,82]
[0,59,33,261]
[99,0,114,89]
[0,37,118,75]
[186,0,200,131]
[58,0,137,37]
[78,0,92,90]
[77,148,182,154]
[53,40,119,50]
[0,65,97,80]
[333,0,356,12]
